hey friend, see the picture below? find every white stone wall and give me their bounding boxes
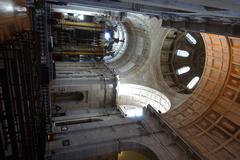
[51,62,117,111]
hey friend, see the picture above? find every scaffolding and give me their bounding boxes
[0,31,46,160]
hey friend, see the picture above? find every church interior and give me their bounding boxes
[0,0,240,160]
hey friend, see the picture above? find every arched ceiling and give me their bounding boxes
[106,13,151,76]
[108,14,189,108]
[164,34,240,160]
[107,13,240,160]
[47,4,240,160]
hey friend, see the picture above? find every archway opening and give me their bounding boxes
[118,150,151,160]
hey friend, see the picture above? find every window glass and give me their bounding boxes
[187,76,200,89]
[186,33,197,45]
[176,66,190,75]
[176,49,190,57]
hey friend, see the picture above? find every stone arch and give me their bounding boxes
[106,14,151,76]
[119,141,159,160]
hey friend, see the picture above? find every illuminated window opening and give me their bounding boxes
[104,32,111,41]
[78,14,84,20]
[187,76,200,89]
[186,33,197,45]
[176,66,190,75]
[0,1,14,12]
[118,84,171,113]
[119,105,143,117]
[54,8,102,17]
[176,49,190,57]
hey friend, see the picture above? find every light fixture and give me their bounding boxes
[186,33,197,45]
[176,66,190,75]
[187,76,200,89]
